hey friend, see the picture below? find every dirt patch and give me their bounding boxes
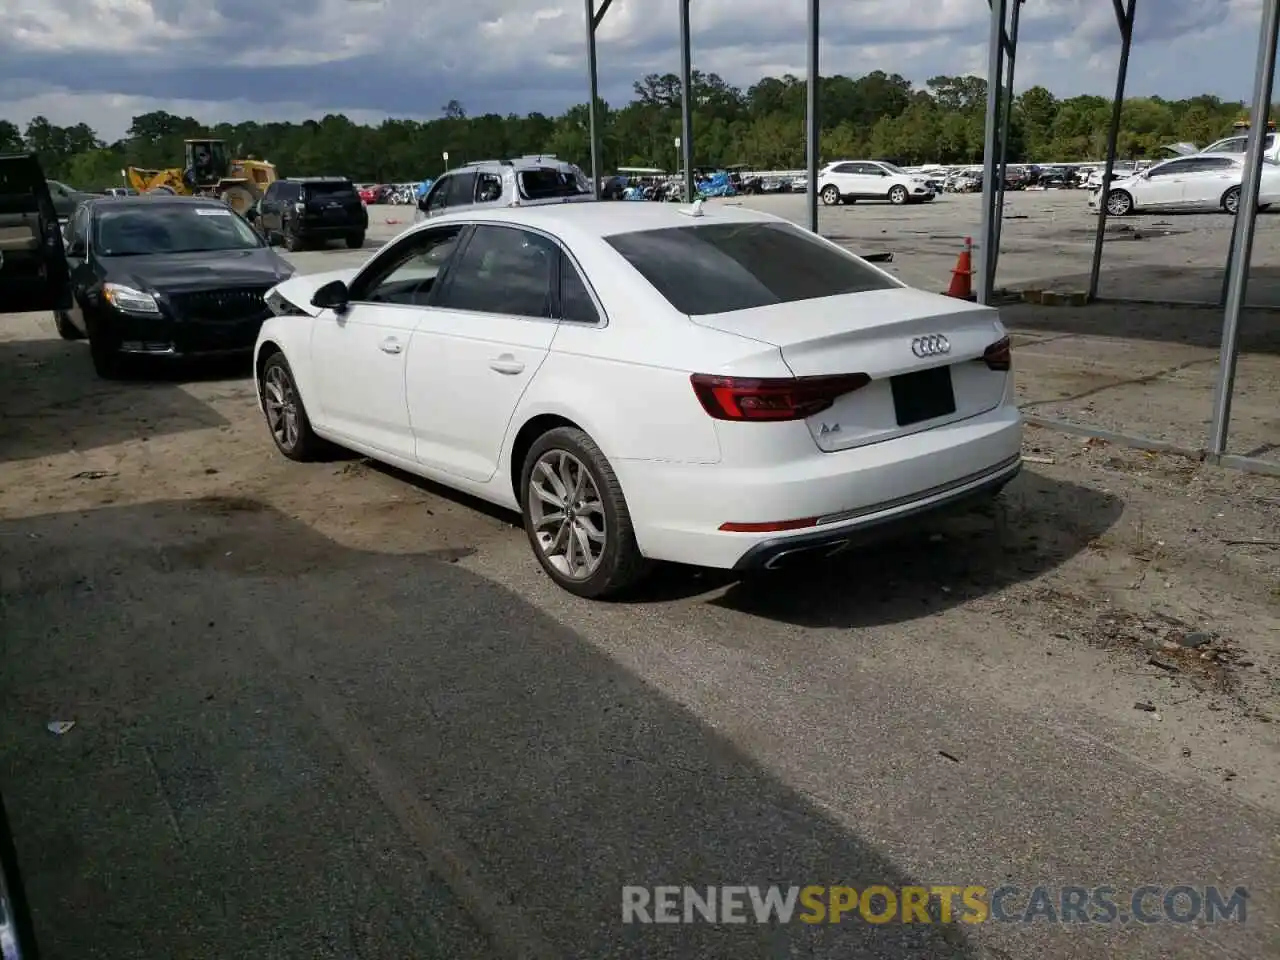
[1,310,1277,728]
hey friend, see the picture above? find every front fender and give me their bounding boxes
[253,314,318,418]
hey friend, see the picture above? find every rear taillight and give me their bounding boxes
[982,336,1011,371]
[690,372,871,422]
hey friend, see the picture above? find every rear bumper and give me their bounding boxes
[616,402,1024,570]
[732,455,1019,571]
[295,217,367,238]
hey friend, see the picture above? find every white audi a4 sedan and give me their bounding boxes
[254,200,1023,599]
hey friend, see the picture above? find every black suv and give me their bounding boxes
[252,176,367,251]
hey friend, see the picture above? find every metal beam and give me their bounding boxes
[990,0,1023,267]
[679,0,695,202]
[584,0,603,199]
[1208,0,1280,454]
[1086,0,1136,301]
[805,0,819,232]
[591,0,613,30]
[976,0,1007,304]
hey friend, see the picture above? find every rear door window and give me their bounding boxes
[475,173,503,203]
[605,221,899,316]
[558,256,600,324]
[518,169,588,200]
[436,225,557,319]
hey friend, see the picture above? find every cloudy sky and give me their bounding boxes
[0,0,1269,141]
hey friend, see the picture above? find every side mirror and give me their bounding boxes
[311,279,350,311]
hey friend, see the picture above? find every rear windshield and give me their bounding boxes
[605,221,899,315]
[303,181,356,200]
[518,169,589,201]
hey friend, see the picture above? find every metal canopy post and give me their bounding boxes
[991,0,1024,261]
[976,0,1007,304]
[805,0,819,232]
[583,0,615,199]
[1087,0,1136,301]
[679,0,695,202]
[1208,0,1280,454]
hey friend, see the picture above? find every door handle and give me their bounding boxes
[379,337,403,355]
[489,355,525,375]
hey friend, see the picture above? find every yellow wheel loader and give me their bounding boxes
[125,139,277,215]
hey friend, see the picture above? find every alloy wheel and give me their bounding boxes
[1106,191,1131,216]
[263,364,300,450]
[527,450,606,581]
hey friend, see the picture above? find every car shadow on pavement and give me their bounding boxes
[0,338,234,464]
[0,499,978,960]
[646,470,1122,628]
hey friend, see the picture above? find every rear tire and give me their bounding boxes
[346,232,365,249]
[0,792,40,960]
[520,427,651,599]
[54,309,82,340]
[219,185,257,216]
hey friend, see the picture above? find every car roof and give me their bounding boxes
[422,199,779,242]
[84,195,232,213]
[446,156,580,174]
[1166,152,1241,162]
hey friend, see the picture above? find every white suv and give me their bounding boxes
[818,160,935,206]
[418,156,594,220]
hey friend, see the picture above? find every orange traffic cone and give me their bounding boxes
[944,237,975,300]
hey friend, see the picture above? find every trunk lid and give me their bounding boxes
[691,288,1009,452]
[0,153,71,314]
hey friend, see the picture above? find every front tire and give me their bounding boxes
[820,185,841,206]
[520,427,650,599]
[1106,189,1133,217]
[88,329,124,379]
[54,309,82,340]
[346,232,365,249]
[888,185,908,205]
[1222,186,1241,215]
[260,352,325,461]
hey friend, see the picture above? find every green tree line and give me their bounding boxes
[0,71,1264,190]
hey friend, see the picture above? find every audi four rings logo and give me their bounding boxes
[911,335,951,357]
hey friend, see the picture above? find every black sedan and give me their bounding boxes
[56,195,295,378]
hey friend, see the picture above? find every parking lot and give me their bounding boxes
[1,194,1278,958]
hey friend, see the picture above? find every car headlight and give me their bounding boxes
[102,282,161,315]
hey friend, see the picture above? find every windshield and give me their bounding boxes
[879,163,907,175]
[605,221,899,315]
[93,205,263,256]
[518,168,592,201]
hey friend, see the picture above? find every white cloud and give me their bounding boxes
[0,0,1267,140]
